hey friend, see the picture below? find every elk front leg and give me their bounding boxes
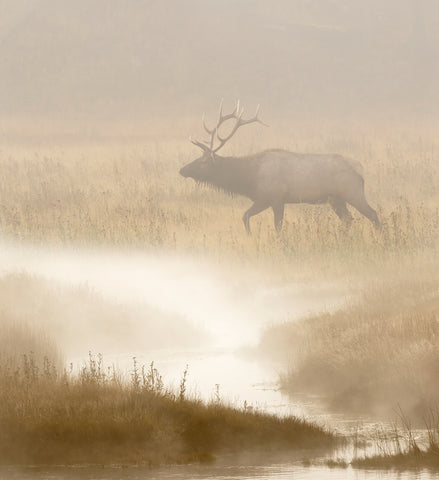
[242,202,269,234]
[272,203,285,232]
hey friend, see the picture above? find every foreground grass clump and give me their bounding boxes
[259,276,439,417]
[352,411,439,470]
[353,449,439,470]
[0,353,335,466]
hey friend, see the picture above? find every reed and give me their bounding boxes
[352,409,439,470]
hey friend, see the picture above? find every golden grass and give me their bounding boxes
[1,123,439,277]
[2,119,439,465]
[0,271,336,466]
[259,275,439,418]
[0,276,63,369]
[0,317,61,371]
[0,351,336,466]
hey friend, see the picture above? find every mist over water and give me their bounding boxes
[0,240,345,350]
[2,240,427,478]
[0,239,348,424]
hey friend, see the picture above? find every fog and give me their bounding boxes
[1,0,438,125]
[0,241,346,421]
[1,1,439,476]
[0,240,345,353]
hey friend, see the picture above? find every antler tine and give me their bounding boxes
[215,122,241,145]
[213,103,267,152]
[217,99,241,124]
[218,99,224,122]
[253,104,270,127]
[202,114,215,135]
[233,104,269,128]
[189,136,211,152]
[190,101,267,154]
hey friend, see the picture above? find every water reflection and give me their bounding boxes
[1,463,436,480]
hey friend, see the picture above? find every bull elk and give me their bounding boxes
[179,101,380,234]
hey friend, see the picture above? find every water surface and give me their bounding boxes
[0,241,436,479]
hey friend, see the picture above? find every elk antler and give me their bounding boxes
[190,100,268,155]
[189,136,211,152]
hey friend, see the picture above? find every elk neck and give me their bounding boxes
[205,154,258,198]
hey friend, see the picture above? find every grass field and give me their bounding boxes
[1,121,439,277]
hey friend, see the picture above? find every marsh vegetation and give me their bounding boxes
[1,122,439,471]
[259,275,439,418]
[0,333,335,465]
[351,409,439,470]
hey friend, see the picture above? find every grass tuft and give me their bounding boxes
[0,352,336,466]
[352,409,439,470]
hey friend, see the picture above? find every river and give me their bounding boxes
[0,241,437,479]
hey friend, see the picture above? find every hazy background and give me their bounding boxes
[1,0,438,130]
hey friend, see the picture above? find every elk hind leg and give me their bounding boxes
[347,195,381,229]
[243,202,269,234]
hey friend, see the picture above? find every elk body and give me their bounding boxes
[180,102,380,234]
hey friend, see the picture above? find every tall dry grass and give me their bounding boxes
[0,271,336,466]
[0,277,62,369]
[0,350,336,465]
[352,409,439,470]
[259,275,439,418]
[0,317,61,371]
[1,123,439,276]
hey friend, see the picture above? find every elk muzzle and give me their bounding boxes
[179,165,191,178]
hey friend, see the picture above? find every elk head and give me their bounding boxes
[179,100,267,182]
